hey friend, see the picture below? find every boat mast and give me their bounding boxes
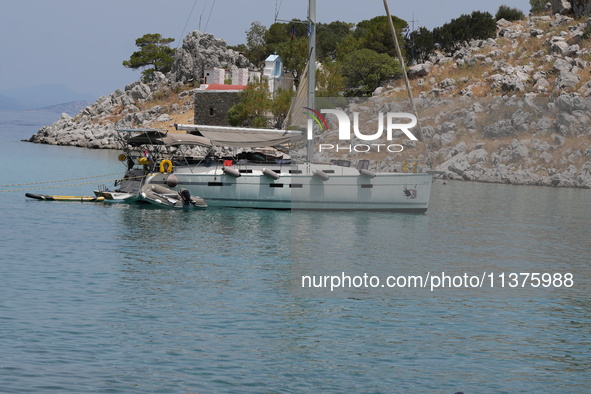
[307,0,316,161]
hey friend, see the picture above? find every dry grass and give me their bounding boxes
[140,86,196,133]
[381,15,590,101]
[349,17,591,173]
[89,84,197,132]
[149,110,195,134]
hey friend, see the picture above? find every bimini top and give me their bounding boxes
[118,129,212,147]
[174,124,304,148]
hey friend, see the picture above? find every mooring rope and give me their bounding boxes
[0,172,123,188]
[0,174,147,193]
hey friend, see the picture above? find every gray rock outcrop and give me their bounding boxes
[324,95,591,189]
[168,31,252,85]
[408,62,432,79]
[553,0,573,14]
[553,0,591,16]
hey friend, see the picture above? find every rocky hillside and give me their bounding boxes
[367,13,591,188]
[28,14,591,188]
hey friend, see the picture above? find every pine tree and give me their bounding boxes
[122,34,175,81]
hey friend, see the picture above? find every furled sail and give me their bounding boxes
[175,124,304,148]
[284,61,310,131]
[119,129,212,147]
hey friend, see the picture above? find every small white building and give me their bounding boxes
[249,71,262,83]
[203,67,226,84]
[262,55,293,96]
[202,58,292,95]
[232,67,250,86]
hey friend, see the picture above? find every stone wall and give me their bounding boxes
[194,91,241,126]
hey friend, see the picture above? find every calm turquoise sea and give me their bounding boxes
[1,110,590,392]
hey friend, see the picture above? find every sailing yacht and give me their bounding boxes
[104,0,433,211]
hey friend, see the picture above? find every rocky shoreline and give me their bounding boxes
[27,16,591,189]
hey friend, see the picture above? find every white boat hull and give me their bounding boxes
[143,163,432,212]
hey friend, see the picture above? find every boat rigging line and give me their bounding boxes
[382,0,433,170]
[0,172,123,189]
[0,174,147,194]
[203,0,217,33]
[198,0,208,32]
[179,0,199,45]
[274,0,284,22]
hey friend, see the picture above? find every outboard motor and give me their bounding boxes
[178,188,192,207]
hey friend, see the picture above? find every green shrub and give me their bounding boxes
[151,90,167,101]
[341,49,401,96]
[581,24,591,41]
[433,11,496,54]
[496,5,525,21]
[405,27,435,64]
[529,0,547,15]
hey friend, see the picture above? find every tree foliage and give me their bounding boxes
[122,33,175,81]
[353,16,408,59]
[264,20,308,54]
[529,0,547,15]
[317,21,354,61]
[341,49,401,96]
[316,61,346,97]
[228,79,271,128]
[433,11,496,54]
[405,27,435,64]
[227,79,294,128]
[235,9,501,98]
[240,15,407,96]
[271,88,295,128]
[261,19,353,80]
[496,5,525,21]
[245,21,269,68]
[276,37,308,81]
